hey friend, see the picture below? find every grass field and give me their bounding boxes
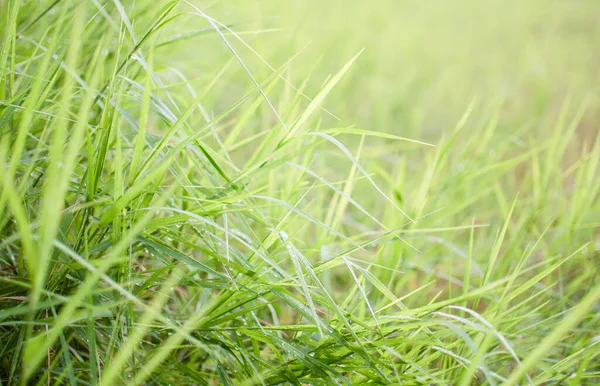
[1,0,599,384]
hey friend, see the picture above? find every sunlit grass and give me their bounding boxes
[1,0,599,384]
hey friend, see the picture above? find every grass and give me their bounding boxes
[1,0,599,384]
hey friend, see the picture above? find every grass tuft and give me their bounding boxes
[1,0,599,384]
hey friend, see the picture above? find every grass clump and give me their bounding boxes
[1,0,599,385]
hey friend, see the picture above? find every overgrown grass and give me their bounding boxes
[1,0,599,385]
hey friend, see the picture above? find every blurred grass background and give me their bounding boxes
[173,0,600,139]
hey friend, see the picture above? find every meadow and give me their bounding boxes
[0,0,599,384]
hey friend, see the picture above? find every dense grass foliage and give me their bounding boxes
[1,0,599,384]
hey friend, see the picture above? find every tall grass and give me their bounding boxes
[1,0,599,384]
